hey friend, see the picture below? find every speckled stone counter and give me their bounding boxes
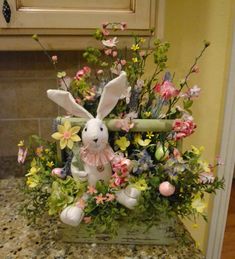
[0,178,205,259]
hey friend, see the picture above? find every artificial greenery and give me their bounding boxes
[18,22,224,236]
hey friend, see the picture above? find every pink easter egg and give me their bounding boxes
[52,168,63,178]
[159,181,175,197]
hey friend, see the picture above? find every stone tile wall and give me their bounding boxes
[0,51,81,177]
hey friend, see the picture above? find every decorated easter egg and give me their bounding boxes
[155,144,169,161]
[159,181,175,196]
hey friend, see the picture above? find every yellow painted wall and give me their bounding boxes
[147,0,234,253]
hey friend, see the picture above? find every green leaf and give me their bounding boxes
[183,99,193,109]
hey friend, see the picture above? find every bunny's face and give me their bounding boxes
[82,118,109,151]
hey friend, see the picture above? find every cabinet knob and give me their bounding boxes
[2,0,11,23]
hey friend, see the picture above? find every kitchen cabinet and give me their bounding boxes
[0,0,164,50]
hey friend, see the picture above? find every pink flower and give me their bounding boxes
[102,28,109,36]
[140,50,146,57]
[112,50,118,57]
[112,155,132,175]
[110,171,128,188]
[76,198,86,209]
[120,22,127,31]
[113,173,124,186]
[192,65,199,73]
[95,194,106,205]
[83,66,91,74]
[172,118,196,140]
[115,117,134,132]
[102,37,118,48]
[83,216,92,224]
[76,69,85,80]
[106,193,115,202]
[120,59,127,66]
[173,148,181,159]
[154,81,179,100]
[75,66,91,80]
[51,55,58,64]
[17,147,28,164]
[104,49,112,56]
[87,185,98,195]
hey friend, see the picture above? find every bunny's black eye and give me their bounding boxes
[100,127,103,131]
[84,127,87,132]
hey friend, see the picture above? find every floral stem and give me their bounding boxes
[166,43,209,115]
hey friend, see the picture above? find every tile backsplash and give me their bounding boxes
[0,51,81,177]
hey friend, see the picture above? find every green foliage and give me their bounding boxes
[93,29,104,41]
[83,47,101,64]
[153,40,170,70]
[24,23,225,237]
[48,177,86,215]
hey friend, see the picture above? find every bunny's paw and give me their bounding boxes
[116,186,141,210]
[60,205,84,227]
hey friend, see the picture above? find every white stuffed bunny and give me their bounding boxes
[47,71,141,227]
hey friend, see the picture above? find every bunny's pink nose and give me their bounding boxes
[93,138,98,143]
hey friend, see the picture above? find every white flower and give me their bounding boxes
[181,85,201,98]
[102,37,118,48]
[189,85,201,97]
[110,63,122,75]
[136,79,144,89]
[199,172,215,184]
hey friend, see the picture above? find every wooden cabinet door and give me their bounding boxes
[0,0,158,32]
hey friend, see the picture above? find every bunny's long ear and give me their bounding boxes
[47,89,93,119]
[96,71,128,120]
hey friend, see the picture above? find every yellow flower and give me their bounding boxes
[17,140,24,147]
[46,161,54,168]
[132,57,139,63]
[140,38,146,43]
[143,111,151,118]
[30,158,37,167]
[146,131,154,139]
[191,194,207,213]
[27,176,39,188]
[131,44,140,51]
[115,136,130,151]
[26,166,40,176]
[51,120,81,150]
[134,133,151,146]
[199,160,211,173]
[133,179,148,191]
[45,148,50,154]
[191,145,204,155]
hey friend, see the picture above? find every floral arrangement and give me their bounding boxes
[19,22,224,236]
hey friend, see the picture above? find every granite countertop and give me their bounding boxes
[0,178,205,259]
